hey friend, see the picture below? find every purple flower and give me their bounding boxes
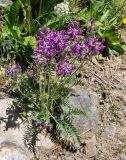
[67,21,82,39]
[84,36,105,55]
[33,28,69,66]
[34,119,48,129]
[41,122,48,129]
[71,42,82,57]
[33,21,106,76]
[56,60,74,76]
[6,64,22,76]
[34,120,42,126]
[89,17,94,26]
[6,67,11,74]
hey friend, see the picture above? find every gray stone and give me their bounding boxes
[0,98,54,160]
[63,157,76,160]
[69,87,99,133]
[104,123,116,139]
[49,155,57,160]
[84,135,97,158]
[0,99,33,160]
[123,106,126,116]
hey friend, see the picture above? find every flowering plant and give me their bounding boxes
[7,20,105,155]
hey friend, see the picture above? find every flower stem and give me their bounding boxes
[27,0,31,35]
[39,0,43,17]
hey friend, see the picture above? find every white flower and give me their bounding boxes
[54,1,69,16]
[0,0,12,6]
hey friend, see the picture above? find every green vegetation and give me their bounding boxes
[0,0,126,158]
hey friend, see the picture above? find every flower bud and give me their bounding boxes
[54,1,69,16]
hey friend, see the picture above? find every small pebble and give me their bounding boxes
[49,155,57,160]
[123,106,126,116]
[63,157,76,160]
[104,123,116,139]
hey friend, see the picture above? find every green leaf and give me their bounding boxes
[93,0,105,16]
[70,108,86,116]
[57,120,69,138]
[109,44,124,54]
[101,32,120,43]
[57,119,80,142]
[12,26,22,39]
[23,123,38,153]
[20,0,27,5]
[23,43,33,64]
[22,111,27,117]
[27,104,34,109]
[95,54,104,60]
[23,36,37,49]
[8,0,21,26]
[100,10,110,22]
[13,98,21,105]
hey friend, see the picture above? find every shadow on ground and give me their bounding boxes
[0,103,22,131]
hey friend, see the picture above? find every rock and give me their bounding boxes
[49,155,57,160]
[119,154,126,160]
[0,99,19,130]
[0,141,32,160]
[123,106,126,116]
[0,98,54,160]
[104,123,116,139]
[84,135,97,158]
[0,99,33,160]
[63,156,76,160]
[69,87,99,133]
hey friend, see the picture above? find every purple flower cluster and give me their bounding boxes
[33,20,105,76]
[84,36,105,55]
[34,28,69,61]
[67,21,82,39]
[0,6,3,36]
[34,119,48,129]
[6,64,21,76]
[56,59,74,76]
